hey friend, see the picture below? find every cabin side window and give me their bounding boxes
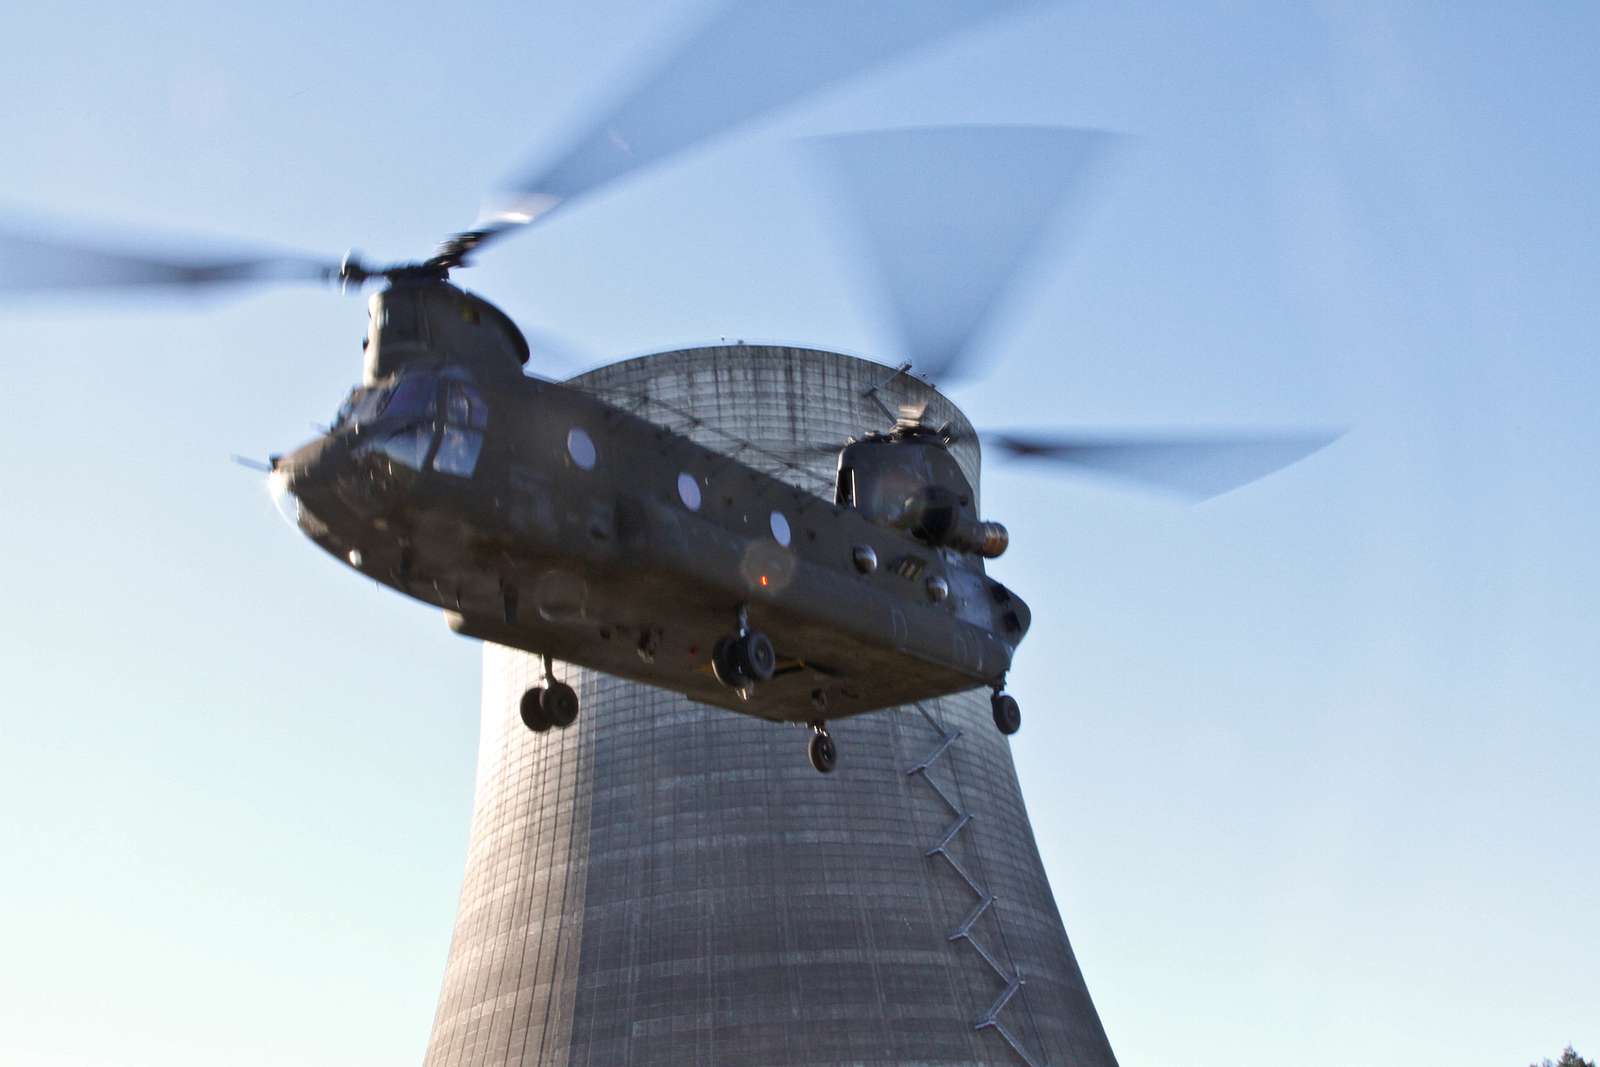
[677,472,702,511]
[567,427,597,471]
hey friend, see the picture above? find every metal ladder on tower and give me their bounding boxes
[906,701,1047,1067]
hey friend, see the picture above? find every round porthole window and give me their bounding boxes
[566,427,596,470]
[769,510,791,547]
[677,472,702,511]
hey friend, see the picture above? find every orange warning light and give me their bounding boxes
[759,575,769,587]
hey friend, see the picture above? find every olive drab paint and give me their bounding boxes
[272,280,1031,727]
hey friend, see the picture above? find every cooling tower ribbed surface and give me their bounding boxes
[422,346,1118,1067]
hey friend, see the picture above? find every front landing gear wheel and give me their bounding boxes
[520,687,550,733]
[712,629,775,688]
[520,653,580,734]
[991,692,1022,736]
[711,637,750,689]
[732,630,776,682]
[541,681,579,729]
[807,723,837,774]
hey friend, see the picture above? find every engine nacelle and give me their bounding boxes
[897,485,1009,558]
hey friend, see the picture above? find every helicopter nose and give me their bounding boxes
[268,456,339,530]
[268,466,302,528]
[267,435,348,530]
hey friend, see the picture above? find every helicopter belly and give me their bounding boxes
[439,505,1014,721]
[447,604,989,722]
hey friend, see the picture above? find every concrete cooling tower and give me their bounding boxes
[421,345,1119,1067]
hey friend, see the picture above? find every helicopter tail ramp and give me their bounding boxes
[421,345,1117,1067]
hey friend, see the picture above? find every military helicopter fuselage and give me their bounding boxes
[272,280,1030,739]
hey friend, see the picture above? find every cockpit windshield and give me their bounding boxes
[334,386,387,430]
[385,374,438,422]
[333,370,441,431]
[340,368,489,478]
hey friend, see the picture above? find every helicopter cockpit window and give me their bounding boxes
[344,370,486,476]
[445,381,488,430]
[434,427,483,476]
[349,371,440,472]
[334,386,388,430]
[375,425,434,470]
[433,380,488,477]
[384,374,439,422]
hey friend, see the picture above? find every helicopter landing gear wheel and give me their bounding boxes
[521,654,578,733]
[541,680,579,729]
[520,687,550,733]
[712,620,775,689]
[991,692,1022,736]
[807,721,837,774]
[731,630,775,682]
[711,637,750,689]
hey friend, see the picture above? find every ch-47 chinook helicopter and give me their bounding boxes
[1,3,1336,773]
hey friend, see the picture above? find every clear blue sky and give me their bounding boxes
[2,3,1595,1066]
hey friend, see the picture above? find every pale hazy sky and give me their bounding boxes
[1,3,1595,1066]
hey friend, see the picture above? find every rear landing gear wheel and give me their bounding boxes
[520,687,550,732]
[807,722,837,774]
[541,681,579,729]
[991,692,1021,736]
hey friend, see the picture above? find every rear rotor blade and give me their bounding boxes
[495,0,1052,234]
[988,429,1343,501]
[808,124,1112,384]
[0,226,337,296]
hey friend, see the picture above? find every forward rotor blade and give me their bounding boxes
[497,0,1051,233]
[988,430,1343,501]
[424,212,533,272]
[0,226,336,296]
[808,124,1112,384]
